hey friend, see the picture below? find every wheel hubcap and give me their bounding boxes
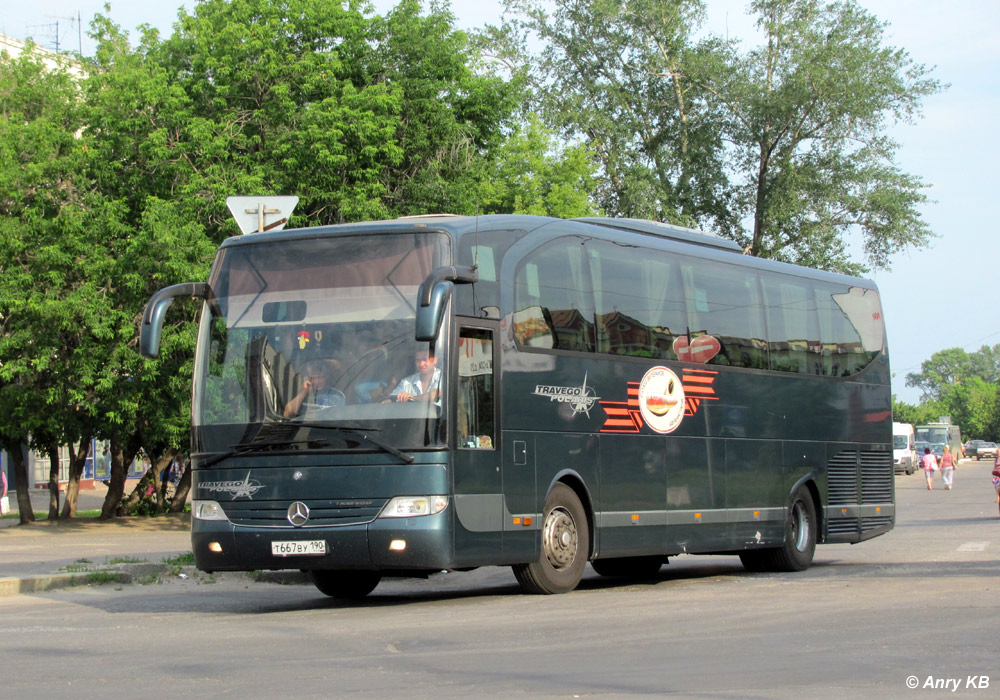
[791,501,809,551]
[542,506,578,570]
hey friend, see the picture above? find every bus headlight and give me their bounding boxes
[193,500,230,521]
[379,496,448,518]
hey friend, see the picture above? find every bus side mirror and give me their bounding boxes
[415,266,478,342]
[140,282,209,358]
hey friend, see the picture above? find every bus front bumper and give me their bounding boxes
[191,512,454,573]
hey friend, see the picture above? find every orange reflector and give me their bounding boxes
[841,508,848,515]
[632,514,640,521]
[523,517,533,526]
[513,517,521,525]
[875,506,881,513]
[753,510,760,518]
[389,539,407,551]
[208,542,223,553]
[695,512,702,521]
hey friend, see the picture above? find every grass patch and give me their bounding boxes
[106,555,145,565]
[87,571,123,585]
[162,551,195,567]
[1,509,103,521]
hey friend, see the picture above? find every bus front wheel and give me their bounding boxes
[512,483,589,594]
[312,570,381,599]
[739,485,817,573]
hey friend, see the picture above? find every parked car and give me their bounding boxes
[964,440,985,459]
[977,442,997,461]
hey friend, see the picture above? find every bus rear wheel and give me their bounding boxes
[739,485,817,573]
[512,483,589,594]
[312,570,381,599]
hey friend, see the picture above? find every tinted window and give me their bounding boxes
[680,259,767,369]
[760,272,822,374]
[588,241,686,360]
[514,238,595,352]
[814,281,882,376]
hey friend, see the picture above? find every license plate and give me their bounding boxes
[271,540,327,557]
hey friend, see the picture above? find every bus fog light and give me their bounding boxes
[389,539,407,551]
[208,542,223,553]
[193,500,229,521]
[380,496,448,518]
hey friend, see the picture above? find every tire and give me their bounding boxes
[591,556,664,578]
[739,485,817,573]
[312,570,381,599]
[512,483,589,594]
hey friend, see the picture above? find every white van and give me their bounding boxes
[893,422,917,475]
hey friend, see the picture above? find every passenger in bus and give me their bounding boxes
[283,359,346,417]
[385,349,441,404]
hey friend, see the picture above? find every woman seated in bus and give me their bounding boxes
[284,359,346,418]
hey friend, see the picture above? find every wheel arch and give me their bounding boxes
[790,473,824,543]
[545,469,596,560]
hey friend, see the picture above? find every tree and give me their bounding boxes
[712,0,944,273]
[495,0,943,273]
[494,0,731,228]
[905,345,1000,402]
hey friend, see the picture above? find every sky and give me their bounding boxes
[3,0,998,404]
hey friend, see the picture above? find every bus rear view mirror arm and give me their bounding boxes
[140,282,210,358]
[415,265,478,342]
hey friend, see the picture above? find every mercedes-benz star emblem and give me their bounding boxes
[287,501,310,527]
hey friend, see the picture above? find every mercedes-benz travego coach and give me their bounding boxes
[140,214,893,598]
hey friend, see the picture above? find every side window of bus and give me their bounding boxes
[814,281,882,376]
[456,229,528,319]
[514,238,595,353]
[760,272,822,374]
[588,241,685,360]
[681,260,767,369]
[457,328,495,449]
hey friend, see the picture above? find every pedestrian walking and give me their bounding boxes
[921,447,938,490]
[992,455,1000,516]
[939,445,956,490]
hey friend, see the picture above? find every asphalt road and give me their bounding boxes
[1,459,997,699]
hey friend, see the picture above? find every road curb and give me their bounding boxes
[0,565,310,597]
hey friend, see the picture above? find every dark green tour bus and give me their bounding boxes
[140,214,894,597]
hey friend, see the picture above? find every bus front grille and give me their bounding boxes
[221,498,388,527]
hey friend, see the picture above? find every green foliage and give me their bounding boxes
[494,0,943,273]
[902,345,1000,440]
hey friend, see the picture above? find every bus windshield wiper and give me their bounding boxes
[198,438,330,469]
[293,422,415,464]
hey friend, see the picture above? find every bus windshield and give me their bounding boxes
[191,232,452,458]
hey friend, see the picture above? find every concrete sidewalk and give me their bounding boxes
[0,480,194,596]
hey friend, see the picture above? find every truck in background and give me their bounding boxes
[915,420,963,461]
[893,422,917,475]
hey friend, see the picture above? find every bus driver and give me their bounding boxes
[386,349,441,404]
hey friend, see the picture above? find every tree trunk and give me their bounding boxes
[100,436,139,520]
[61,437,92,519]
[46,444,61,520]
[168,459,192,513]
[7,441,35,524]
[123,448,176,513]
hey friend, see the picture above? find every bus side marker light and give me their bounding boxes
[841,508,848,515]
[875,506,881,513]
[513,517,521,525]
[523,517,532,526]
[208,542,223,553]
[631,514,639,523]
[389,540,407,552]
[753,510,760,520]
[694,512,702,522]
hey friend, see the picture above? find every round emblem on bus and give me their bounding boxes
[638,366,685,434]
[287,501,310,527]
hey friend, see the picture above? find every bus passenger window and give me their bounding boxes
[458,328,495,449]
